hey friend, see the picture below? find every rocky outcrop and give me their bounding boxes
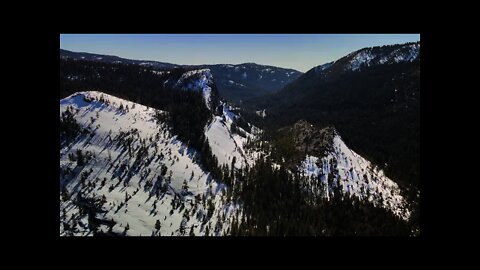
[291,120,335,158]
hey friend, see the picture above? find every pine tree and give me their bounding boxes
[76,149,84,166]
[182,179,189,194]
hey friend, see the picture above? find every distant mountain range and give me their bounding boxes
[60,49,302,104]
[197,63,302,103]
[60,49,180,69]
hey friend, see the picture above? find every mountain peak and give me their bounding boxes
[345,42,420,71]
[172,68,217,110]
[310,42,420,76]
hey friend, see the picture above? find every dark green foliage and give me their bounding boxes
[60,106,81,144]
[205,63,302,104]
[230,121,237,134]
[68,194,112,235]
[60,49,302,105]
[226,114,249,138]
[61,187,70,202]
[160,164,168,177]
[250,55,420,189]
[235,114,252,133]
[269,128,298,165]
[231,156,411,236]
[182,179,189,193]
[166,91,212,151]
[60,59,219,114]
[76,149,84,167]
[60,58,222,184]
[199,137,221,180]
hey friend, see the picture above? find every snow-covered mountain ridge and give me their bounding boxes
[59,92,411,236]
[170,68,260,168]
[312,42,420,74]
[173,69,214,109]
[345,43,420,71]
[299,133,410,220]
[346,43,419,71]
[60,91,242,236]
[290,120,411,220]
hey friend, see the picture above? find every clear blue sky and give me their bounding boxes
[60,34,420,72]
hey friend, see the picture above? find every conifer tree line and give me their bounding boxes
[60,105,82,144]
[222,153,412,236]
[60,58,222,179]
[244,59,420,198]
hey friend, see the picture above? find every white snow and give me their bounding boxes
[346,43,420,72]
[392,43,420,63]
[60,91,242,236]
[227,80,245,88]
[205,103,257,169]
[348,50,375,71]
[174,69,214,110]
[206,117,245,169]
[256,109,267,118]
[299,134,411,220]
[151,70,164,76]
[139,62,154,66]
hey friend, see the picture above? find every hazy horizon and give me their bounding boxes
[60,34,420,72]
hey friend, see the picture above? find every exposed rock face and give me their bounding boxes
[291,120,335,157]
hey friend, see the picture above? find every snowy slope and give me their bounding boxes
[174,69,214,109]
[60,91,242,236]
[299,132,411,220]
[205,102,258,169]
[177,69,263,169]
[345,43,420,71]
